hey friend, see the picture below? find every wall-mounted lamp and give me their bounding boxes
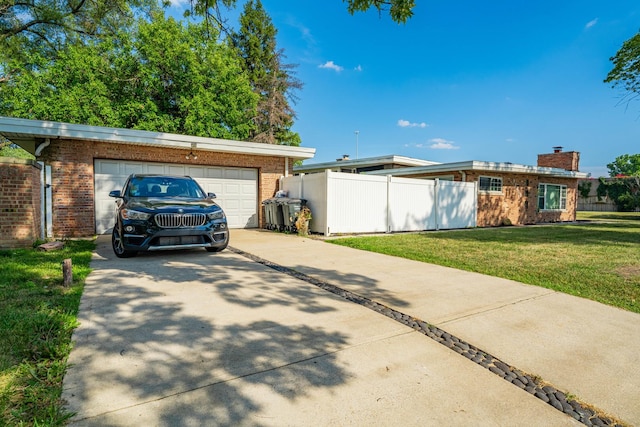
[185,151,198,160]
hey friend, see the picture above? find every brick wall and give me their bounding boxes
[394,170,578,227]
[0,158,42,248]
[38,139,291,237]
[466,172,578,227]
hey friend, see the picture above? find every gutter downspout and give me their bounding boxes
[35,138,51,157]
[459,170,467,182]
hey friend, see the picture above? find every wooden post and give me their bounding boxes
[62,258,72,287]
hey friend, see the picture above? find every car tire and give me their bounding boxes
[112,227,137,258]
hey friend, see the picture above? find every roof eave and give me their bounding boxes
[365,160,589,179]
[0,116,316,160]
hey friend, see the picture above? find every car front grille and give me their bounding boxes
[155,213,206,228]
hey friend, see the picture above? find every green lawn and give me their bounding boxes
[0,240,94,426]
[330,212,640,314]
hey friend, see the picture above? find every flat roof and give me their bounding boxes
[294,154,439,173]
[364,160,589,179]
[0,116,316,160]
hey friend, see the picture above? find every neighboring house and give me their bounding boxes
[295,147,588,227]
[297,154,439,174]
[0,116,315,246]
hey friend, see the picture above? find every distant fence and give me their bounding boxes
[577,178,619,212]
[577,197,618,212]
[281,171,477,236]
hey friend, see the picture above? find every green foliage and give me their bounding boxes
[0,0,158,75]
[607,153,640,177]
[605,31,640,102]
[0,139,34,159]
[0,12,258,139]
[346,0,416,23]
[0,240,94,426]
[597,176,640,212]
[186,0,415,27]
[577,180,592,199]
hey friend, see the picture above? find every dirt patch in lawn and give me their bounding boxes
[616,265,640,280]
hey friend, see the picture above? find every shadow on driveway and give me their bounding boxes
[64,237,408,425]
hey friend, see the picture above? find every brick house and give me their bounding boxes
[295,147,588,227]
[0,116,315,246]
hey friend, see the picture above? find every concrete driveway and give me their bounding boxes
[62,230,639,426]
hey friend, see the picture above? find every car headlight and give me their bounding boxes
[207,210,225,220]
[121,209,151,220]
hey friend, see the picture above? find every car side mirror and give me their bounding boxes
[109,190,121,198]
[207,192,217,199]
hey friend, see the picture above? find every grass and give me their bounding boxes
[0,239,95,426]
[329,211,640,314]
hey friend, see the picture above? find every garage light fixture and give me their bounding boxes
[185,151,198,160]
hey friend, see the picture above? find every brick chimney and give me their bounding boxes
[537,146,580,171]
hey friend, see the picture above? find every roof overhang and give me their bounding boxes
[294,154,439,173]
[0,116,316,160]
[365,160,589,179]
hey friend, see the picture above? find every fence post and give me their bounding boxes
[434,178,440,231]
[386,175,392,233]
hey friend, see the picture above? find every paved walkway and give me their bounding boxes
[62,230,639,426]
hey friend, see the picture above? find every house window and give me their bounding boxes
[479,176,502,193]
[538,183,567,210]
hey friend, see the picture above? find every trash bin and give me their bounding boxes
[261,198,274,229]
[281,198,306,232]
[261,198,284,230]
[273,198,286,231]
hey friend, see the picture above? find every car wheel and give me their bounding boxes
[112,227,136,258]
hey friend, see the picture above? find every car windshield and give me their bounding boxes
[127,177,206,198]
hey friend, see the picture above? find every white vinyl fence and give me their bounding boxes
[281,171,477,236]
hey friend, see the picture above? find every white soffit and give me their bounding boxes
[0,116,316,160]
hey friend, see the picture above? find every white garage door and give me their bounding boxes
[94,160,258,234]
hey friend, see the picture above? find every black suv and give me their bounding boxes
[109,174,229,258]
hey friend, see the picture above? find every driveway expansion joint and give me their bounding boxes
[230,246,624,427]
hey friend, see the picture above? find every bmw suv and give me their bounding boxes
[109,174,229,258]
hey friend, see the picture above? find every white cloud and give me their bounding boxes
[397,119,428,128]
[429,138,459,150]
[354,65,363,72]
[585,18,598,29]
[168,0,189,7]
[319,61,344,72]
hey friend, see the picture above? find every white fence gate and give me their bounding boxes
[281,171,477,236]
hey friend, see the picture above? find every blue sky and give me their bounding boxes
[171,0,640,177]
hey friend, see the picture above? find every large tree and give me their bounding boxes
[605,31,640,103]
[0,0,158,80]
[0,13,258,139]
[230,0,301,145]
[607,153,640,177]
[597,153,640,212]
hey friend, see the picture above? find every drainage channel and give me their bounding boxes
[229,246,623,427]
